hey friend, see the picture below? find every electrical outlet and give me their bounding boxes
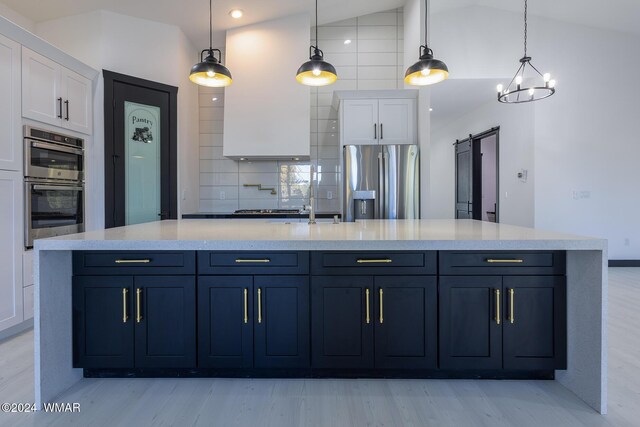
[220,191,226,200]
[327,190,333,200]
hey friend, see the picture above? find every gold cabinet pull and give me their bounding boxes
[379,288,384,324]
[495,288,501,325]
[136,288,142,323]
[243,288,248,324]
[257,288,262,324]
[122,288,128,323]
[508,288,515,324]
[365,289,370,324]
[235,259,271,263]
[115,259,151,264]
[486,259,524,263]
[356,259,393,264]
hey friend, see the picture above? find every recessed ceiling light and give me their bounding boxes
[229,9,243,19]
[212,97,218,101]
[429,107,433,112]
[344,39,352,45]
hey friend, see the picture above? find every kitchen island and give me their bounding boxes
[33,219,607,413]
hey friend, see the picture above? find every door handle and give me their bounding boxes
[64,100,70,121]
[508,288,515,324]
[365,288,370,324]
[379,288,384,324]
[243,288,248,324]
[380,123,384,140]
[57,97,63,119]
[494,288,501,325]
[136,288,142,323]
[374,123,377,140]
[122,288,128,323]
[257,288,262,324]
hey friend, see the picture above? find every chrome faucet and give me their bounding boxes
[308,164,316,225]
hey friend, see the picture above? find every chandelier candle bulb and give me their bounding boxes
[544,73,551,82]
[497,84,503,93]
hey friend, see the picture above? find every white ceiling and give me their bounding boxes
[3,0,639,49]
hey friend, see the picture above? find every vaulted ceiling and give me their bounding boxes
[2,0,639,49]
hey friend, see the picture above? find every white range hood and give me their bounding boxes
[223,13,311,160]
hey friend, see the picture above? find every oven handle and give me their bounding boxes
[32,184,84,191]
[31,141,84,156]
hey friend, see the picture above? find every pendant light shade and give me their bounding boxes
[297,0,337,86]
[405,0,448,86]
[190,49,232,87]
[296,47,337,86]
[190,0,232,87]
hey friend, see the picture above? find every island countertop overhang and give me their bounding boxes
[33,219,607,252]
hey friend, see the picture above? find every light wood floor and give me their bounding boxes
[1,268,638,427]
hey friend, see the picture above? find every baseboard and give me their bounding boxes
[609,260,640,267]
[0,318,34,343]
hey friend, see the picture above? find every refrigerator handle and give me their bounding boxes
[378,151,384,218]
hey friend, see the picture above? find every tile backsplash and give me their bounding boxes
[198,8,404,213]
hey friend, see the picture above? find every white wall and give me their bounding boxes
[423,5,640,259]
[35,10,199,228]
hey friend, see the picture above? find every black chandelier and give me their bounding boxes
[496,0,555,103]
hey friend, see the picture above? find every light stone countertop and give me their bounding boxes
[34,219,607,251]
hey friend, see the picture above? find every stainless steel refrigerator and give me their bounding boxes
[342,144,419,222]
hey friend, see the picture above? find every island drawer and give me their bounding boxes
[198,251,309,275]
[311,251,437,275]
[73,251,196,275]
[439,251,566,275]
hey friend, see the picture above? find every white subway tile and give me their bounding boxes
[199,134,224,147]
[334,66,357,80]
[317,159,340,173]
[357,52,397,66]
[200,186,239,200]
[199,199,238,213]
[357,79,399,90]
[197,86,225,95]
[322,52,357,66]
[199,93,225,107]
[200,173,238,186]
[200,120,224,134]
[357,12,398,26]
[357,39,398,53]
[357,66,398,80]
[239,172,279,186]
[200,159,238,173]
[318,145,340,159]
[199,146,225,160]
[317,198,341,212]
[238,199,279,210]
[317,132,340,146]
[317,172,339,186]
[318,79,357,93]
[321,18,357,27]
[317,26,357,40]
[357,26,397,40]
[239,161,278,173]
[239,184,278,199]
[199,107,224,121]
[318,39,357,54]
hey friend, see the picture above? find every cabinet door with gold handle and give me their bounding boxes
[122,288,128,322]
[495,288,501,325]
[257,288,262,324]
[379,288,384,324]
[508,288,515,324]
[136,288,142,323]
[243,288,249,324]
[365,288,370,324]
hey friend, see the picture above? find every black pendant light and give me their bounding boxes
[296,0,337,86]
[496,0,555,103]
[190,0,232,87]
[405,0,449,86]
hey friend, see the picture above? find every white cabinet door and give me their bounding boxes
[22,47,62,127]
[0,170,23,331]
[341,99,379,145]
[0,35,21,171]
[62,68,92,134]
[378,98,416,145]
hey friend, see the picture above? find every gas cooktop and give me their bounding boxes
[233,209,302,215]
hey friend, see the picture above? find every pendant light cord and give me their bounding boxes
[523,0,528,57]
[209,0,213,50]
[315,0,318,47]
[424,0,428,47]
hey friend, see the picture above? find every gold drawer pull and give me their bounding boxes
[365,288,370,324]
[356,259,393,264]
[495,288,501,325]
[235,259,271,263]
[243,288,248,324]
[379,288,384,324]
[115,259,151,264]
[257,288,263,324]
[136,288,142,323]
[486,259,524,263]
[508,288,515,324]
[122,288,128,323]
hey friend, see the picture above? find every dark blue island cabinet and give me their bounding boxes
[72,251,197,369]
[197,252,310,369]
[438,251,567,371]
[310,252,439,370]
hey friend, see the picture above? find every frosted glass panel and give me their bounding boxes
[124,101,160,225]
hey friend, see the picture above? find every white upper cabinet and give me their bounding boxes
[378,98,416,145]
[0,34,22,171]
[338,92,417,146]
[22,47,92,134]
[0,170,23,331]
[342,99,379,145]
